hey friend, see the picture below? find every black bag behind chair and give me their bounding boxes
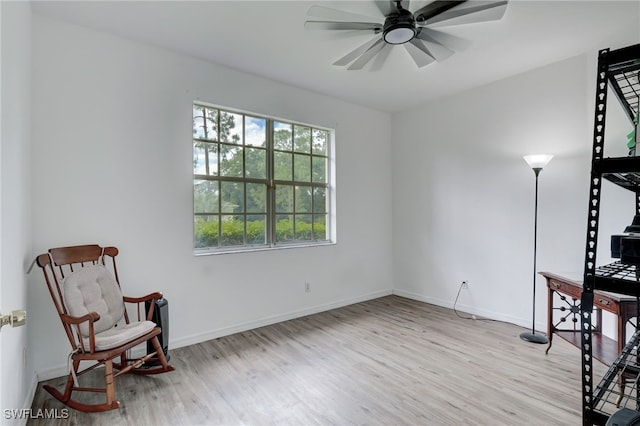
[146,298,170,362]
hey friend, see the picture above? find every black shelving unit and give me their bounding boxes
[581,43,640,425]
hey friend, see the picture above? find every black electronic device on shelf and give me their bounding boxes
[611,215,640,262]
[624,215,640,234]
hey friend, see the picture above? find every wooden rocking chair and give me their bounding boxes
[35,244,175,412]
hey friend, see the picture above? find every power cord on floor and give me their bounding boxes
[452,281,509,325]
[453,282,476,320]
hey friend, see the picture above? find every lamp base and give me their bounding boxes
[519,331,548,344]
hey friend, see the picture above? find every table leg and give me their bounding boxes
[545,283,554,355]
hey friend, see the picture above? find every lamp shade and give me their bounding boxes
[523,154,553,170]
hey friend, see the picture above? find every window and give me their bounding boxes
[193,103,333,253]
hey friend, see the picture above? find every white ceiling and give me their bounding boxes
[31,0,640,113]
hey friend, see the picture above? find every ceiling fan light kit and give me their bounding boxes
[305,0,508,70]
[383,6,416,44]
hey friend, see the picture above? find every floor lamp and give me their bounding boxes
[520,154,553,344]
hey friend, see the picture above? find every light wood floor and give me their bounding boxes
[29,295,606,425]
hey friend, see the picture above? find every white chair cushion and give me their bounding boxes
[85,320,156,351]
[62,264,125,337]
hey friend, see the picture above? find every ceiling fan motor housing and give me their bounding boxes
[383,7,416,44]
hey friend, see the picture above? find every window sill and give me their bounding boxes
[193,241,336,256]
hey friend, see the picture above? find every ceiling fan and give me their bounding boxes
[304,0,508,70]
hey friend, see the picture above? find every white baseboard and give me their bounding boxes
[170,289,393,350]
[392,289,535,330]
[37,363,68,383]
[37,345,157,382]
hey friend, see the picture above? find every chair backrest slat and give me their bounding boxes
[50,244,102,267]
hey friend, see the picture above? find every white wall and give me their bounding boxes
[28,15,393,379]
[1,0,34,417]
[25,0,639,383]
[391,24,640,332]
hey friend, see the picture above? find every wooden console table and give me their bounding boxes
[541,271,638,365]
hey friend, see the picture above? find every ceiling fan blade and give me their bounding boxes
[413,1,465,22]
[305,21,383,31]
[333,37,382,67]
[424,1,508,27]
[306,5,383,24]
[415,30,455,61]
[416,28,471,52]
[347,38,387,70]
[369,43,395,71]
[404,41,436,68]
[374,1,395,16]
[375,0,412,15]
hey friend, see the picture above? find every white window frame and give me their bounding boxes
[193,102,336,254]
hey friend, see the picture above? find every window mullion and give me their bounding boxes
[266,119,275,246]
[215,110,222,247]
[242,116,247,246]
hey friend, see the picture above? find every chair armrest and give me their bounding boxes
[123,292,163,321]
[123,291,163,304]
[60,311,100,325]
[60,312,100,353]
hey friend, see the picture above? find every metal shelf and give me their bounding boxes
[605,43,640,123]
[592,330,640,422]
[582,43,640,426]
[602,171,640,191]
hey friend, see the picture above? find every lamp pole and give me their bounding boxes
[520,155,553,344]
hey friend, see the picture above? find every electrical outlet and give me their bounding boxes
[461,281,469,289]
[305,282,311,293]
